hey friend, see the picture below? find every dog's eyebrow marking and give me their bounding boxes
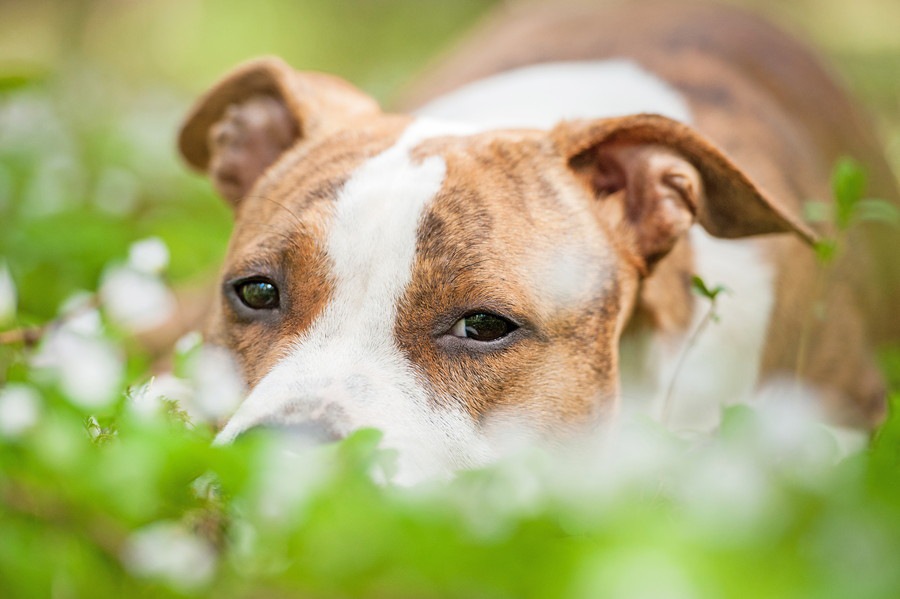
[415,59,692,129]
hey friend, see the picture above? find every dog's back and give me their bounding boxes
[401,1,897,198]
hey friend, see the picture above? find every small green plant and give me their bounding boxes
[797,157,900,376]
[660,275,727,424]
[805,157,900,265]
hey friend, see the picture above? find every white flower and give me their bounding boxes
[31,328,123,409]
[0,261,16,325]
[253,436,333,522]
[60,293,103,336]
[136,345,246,424]
[675,444,777,535]
[129,374,193,418]
[751,380,848,465]
[100,264,175,333]
[0,384,41,438]
[175,331,203,355]
[122,521,217,591]
[129,344,244,424]
[187,345,245,422]
[127,237,170,275]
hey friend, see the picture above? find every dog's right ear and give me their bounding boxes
[178,57,381,205]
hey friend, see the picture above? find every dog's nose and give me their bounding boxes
[214,391,352,447]
[216,414,346,447]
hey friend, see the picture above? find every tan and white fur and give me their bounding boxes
[178,1,899,481]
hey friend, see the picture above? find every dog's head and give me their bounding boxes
[179,58,813,480]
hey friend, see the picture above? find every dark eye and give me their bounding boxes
[234,278,280,310]
[449,313,517,342]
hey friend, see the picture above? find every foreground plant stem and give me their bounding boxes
[661,292,720,425]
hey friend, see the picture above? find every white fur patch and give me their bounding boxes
[415,60,692,130]
[619,229,776,430]
[216,120,495,483]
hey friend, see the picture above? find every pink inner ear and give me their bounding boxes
[589,144,702,269]
[553,115,819,246]
[207,95,299,204]
[591,155,626,198]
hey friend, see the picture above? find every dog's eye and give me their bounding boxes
[234,278,280,310]
[450,313,516,342]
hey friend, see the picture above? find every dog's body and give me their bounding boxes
[400,1,900,429]
[179,1,898,480]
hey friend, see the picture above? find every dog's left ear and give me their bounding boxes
[553,114,816,270]
[178,57,380,205]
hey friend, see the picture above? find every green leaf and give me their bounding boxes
[803,201,832,224]
[814,238,838,264]
[831,157,867,229]
[718,404,758,440]
[868,394,900,500]
[854,199,900,227]
[0,68,48,93]
[691,275,727,301]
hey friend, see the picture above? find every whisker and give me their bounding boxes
[239,192,309,230]
[260,196,306,230]
[240,221,306,254]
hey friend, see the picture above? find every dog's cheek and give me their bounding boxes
[204,301,279,389]
[516,295,624,429]
[217,327,270,389]
[396,329,616,433]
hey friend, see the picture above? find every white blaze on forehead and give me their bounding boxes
[416,60,693,130]
[216,119,494,482]
[324,120,451,331]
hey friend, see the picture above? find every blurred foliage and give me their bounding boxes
[1,372,900,598]
[1,0,900,597]
[806,157,900,263]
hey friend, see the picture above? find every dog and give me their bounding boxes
[177,0,899,480]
